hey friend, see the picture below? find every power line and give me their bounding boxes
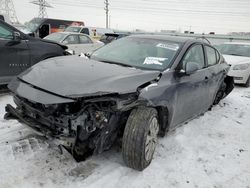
[0,0,19,23]
[30,0,53,18]
[50,1,250,17]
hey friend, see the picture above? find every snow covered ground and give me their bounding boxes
[0,87,249,188]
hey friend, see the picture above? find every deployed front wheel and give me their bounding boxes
[122,107,159,171]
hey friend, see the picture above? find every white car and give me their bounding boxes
[216,42,250,87]
[44,32,104,55]
[64,26,114,40]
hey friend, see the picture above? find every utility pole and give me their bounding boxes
[30,0,52,18]
[109,15,111,28]
[104,0,109,28]
[0,0,19,23]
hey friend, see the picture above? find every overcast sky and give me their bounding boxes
[13,0,250,34]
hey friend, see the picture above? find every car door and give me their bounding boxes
[0,21,29,84]
[204,45,227,104]
[62,34,80,54]
[172,44,210,126]
[78,35,101,54]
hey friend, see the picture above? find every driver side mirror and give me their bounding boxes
[5,32,22,46]
[178,62,200,76]
[13,32,22,41]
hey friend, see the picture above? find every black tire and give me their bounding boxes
[244,76,250,88]
[122,107,159,171]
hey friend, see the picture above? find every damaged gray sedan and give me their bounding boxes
[5,35,234,171]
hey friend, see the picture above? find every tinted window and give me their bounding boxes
[79,35,92,44]
[0,23,13,40]
[0,15,4,21]
[80,28,90,35]
[63,35,79,44]
[182,45,205,70]
[205,46,217,66]
[91,37,181,71]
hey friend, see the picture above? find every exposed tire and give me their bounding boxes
[122,107,159,171]
[244,76,250,88]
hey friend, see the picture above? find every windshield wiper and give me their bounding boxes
[100,60,134,68]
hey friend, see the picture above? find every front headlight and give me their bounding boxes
[233,63,250,70]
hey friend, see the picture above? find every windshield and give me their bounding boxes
[91,37,181,71]
[44,33,67,42]
[14,25,32,34]
[216,43,250,57]
[25,18,43,32]
[65,26,81,33]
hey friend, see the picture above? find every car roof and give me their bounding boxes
[67,26,111,30]
[55,32,89,36]
[128,34,201,44]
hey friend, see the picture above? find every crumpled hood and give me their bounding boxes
[18,56,160,98]
[223,55,250,65]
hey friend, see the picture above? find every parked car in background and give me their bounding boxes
[100,32,130,44]
[216,42,250,87]
[0,20,68,85]
[44,32,104,55]
[26,18,84,38]
[5,35,233,171]
[64,26,114,40]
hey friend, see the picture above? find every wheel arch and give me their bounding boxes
[224,75,234,96]
[155,105,170,137]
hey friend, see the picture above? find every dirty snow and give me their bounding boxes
[0,87,250,188]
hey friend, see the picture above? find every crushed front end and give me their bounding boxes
[5,91,138,159]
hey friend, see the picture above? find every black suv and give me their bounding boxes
[0,20,68,85]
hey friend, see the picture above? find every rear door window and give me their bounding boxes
[79,35,92,44]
